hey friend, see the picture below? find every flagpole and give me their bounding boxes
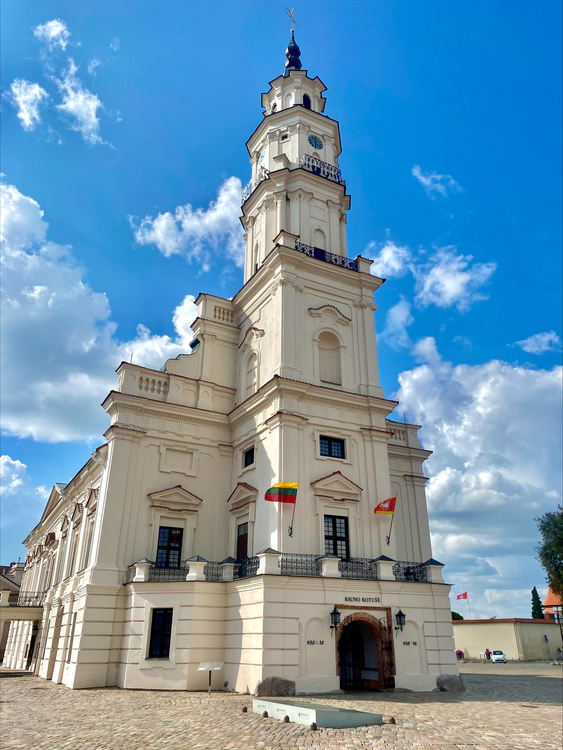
[467,594,472,620]
[385,513,394,546]
[288,502,296,537]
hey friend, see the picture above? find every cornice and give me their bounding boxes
[102,391,231,426]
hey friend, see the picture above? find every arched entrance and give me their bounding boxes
[336,613,394,691]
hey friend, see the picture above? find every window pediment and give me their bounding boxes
[309,305,351,327]
[227,481,258,512]
[311,471,362,501]
[148,485,203,515]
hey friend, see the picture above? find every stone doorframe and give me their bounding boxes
[334,606,395,689]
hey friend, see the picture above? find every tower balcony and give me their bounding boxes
[294,240,359,272]
[241,165,270,204]
[299,154,342,183]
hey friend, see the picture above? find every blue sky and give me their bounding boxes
[1,1,561,618]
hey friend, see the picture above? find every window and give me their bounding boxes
[312,228,326,251]
[245,353,258,399]
[303,94,311,109]
[155,527,183,568]
[80,518,95,571]
[243,447,255,468]
[148,608,173,659]
[324,515,349,558]
[318,331,342,385]
[319,436,345,459]
[271,102,277,113]
[281,133,289,141]
[236,522,248,560]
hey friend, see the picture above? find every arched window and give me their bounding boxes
[245,353,258,398]
[313,228,326,251]
[303,94,311,109]
[254,242,260,273]
[318,331,342,385]
[271,102,277,113]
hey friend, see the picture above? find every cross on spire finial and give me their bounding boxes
[285,7,297,33]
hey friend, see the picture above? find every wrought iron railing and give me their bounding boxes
[294,241,359,272]
[392,561,428,583]
[9,591,47,607]
[339,558,379,580]
[300,154,342,183]
[233,556,259,579]
[279,553,322,577]
[204,561,224,582]
[241,166,270,204]
[148,563,189,582]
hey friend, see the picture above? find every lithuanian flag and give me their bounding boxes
[374,496,397,514]
[265,482,298,504]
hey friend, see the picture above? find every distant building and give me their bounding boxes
[543,587,563,623]
[0,562,24,661]
[3,32,457,693]
[453,619,562,660]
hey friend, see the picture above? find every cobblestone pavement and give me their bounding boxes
[1,663,561,750]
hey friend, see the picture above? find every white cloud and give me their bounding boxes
[54,59,105,145]
[395,342,562,618]
[413,246,496,312]
[131,176,245,270]
[87,58,102,75]
[367,240,411,278]
[6,79,49,131]
[380,297,414,349]
[33,19,71,51]
[412,164,464,199]
[109,38,120,52]
[0,456,47,562]
[1,180,197,442]
[513,331,562,355]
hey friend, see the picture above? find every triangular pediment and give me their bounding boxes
[311,471,362,500]
[227,482,258,511]
[39,483,67,524]
[148,485,203,514]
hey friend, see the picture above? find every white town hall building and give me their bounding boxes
[3,32,457,694]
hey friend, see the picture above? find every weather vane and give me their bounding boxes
[285,7,297,33]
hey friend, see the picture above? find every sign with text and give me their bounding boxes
[344,596,381,604]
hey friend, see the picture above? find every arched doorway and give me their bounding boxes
[337,613,394,691]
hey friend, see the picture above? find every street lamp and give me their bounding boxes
[395,609,406,632]
[330,607,341,636]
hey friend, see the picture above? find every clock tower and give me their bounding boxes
[242,33,350,281]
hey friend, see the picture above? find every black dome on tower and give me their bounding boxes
[284,31,302,76]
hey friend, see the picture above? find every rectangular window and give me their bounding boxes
[319,436,345,459]
[243,447,255,468]
[155,527,183,568]
[236,522,248,560]
[148,608,173,659]
[324,515,350,558]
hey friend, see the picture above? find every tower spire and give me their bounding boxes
[284,8,302,76]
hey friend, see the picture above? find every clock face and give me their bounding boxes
[308,135,323,150]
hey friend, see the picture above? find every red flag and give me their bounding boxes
[456,592,468,600]
[374,496,397,515]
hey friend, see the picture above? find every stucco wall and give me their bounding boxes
[453,620,562,660]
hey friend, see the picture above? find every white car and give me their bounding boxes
[491,650,506,663]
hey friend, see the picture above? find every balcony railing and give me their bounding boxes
[392,561,428,583]
[233,556,259,579]
[339,558,379,580]
[241,166,270,204]
[294,241,359,272]
[279,553,322,577]
[141,555,430,583]
[148,563,189,582]
[8,591,47,607]
[300,154,342,183]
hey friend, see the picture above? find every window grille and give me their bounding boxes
[319,436,345,459]
[324,515,349,558]
[148,608,173,659]
[155,527,183,568]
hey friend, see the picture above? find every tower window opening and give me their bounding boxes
[303,94,311,109]
[281,133,289,141]
[271,102,277,113]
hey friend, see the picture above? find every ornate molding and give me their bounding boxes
[309,304,351,326]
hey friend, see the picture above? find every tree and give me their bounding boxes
[452,611,464,620]
[531,586,543,619]
[536,504,563,597]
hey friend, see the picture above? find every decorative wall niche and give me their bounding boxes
[159,444,199,477]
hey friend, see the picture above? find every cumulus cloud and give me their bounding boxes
[0,456,48,562]
[513,331,562,355]
[6,79,49,131]
[368,240,411,279]
[413,246,496,312]
[395,340,562,618]
[412,164,464,199]
[1,180,197,442]
[380,297,414,349]
[131,176,245,270]
[33,19,70,51]
[54,59,105,145]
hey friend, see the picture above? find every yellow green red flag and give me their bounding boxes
[265,482,298,504]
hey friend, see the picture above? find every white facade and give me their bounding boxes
[4,37,457,693]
